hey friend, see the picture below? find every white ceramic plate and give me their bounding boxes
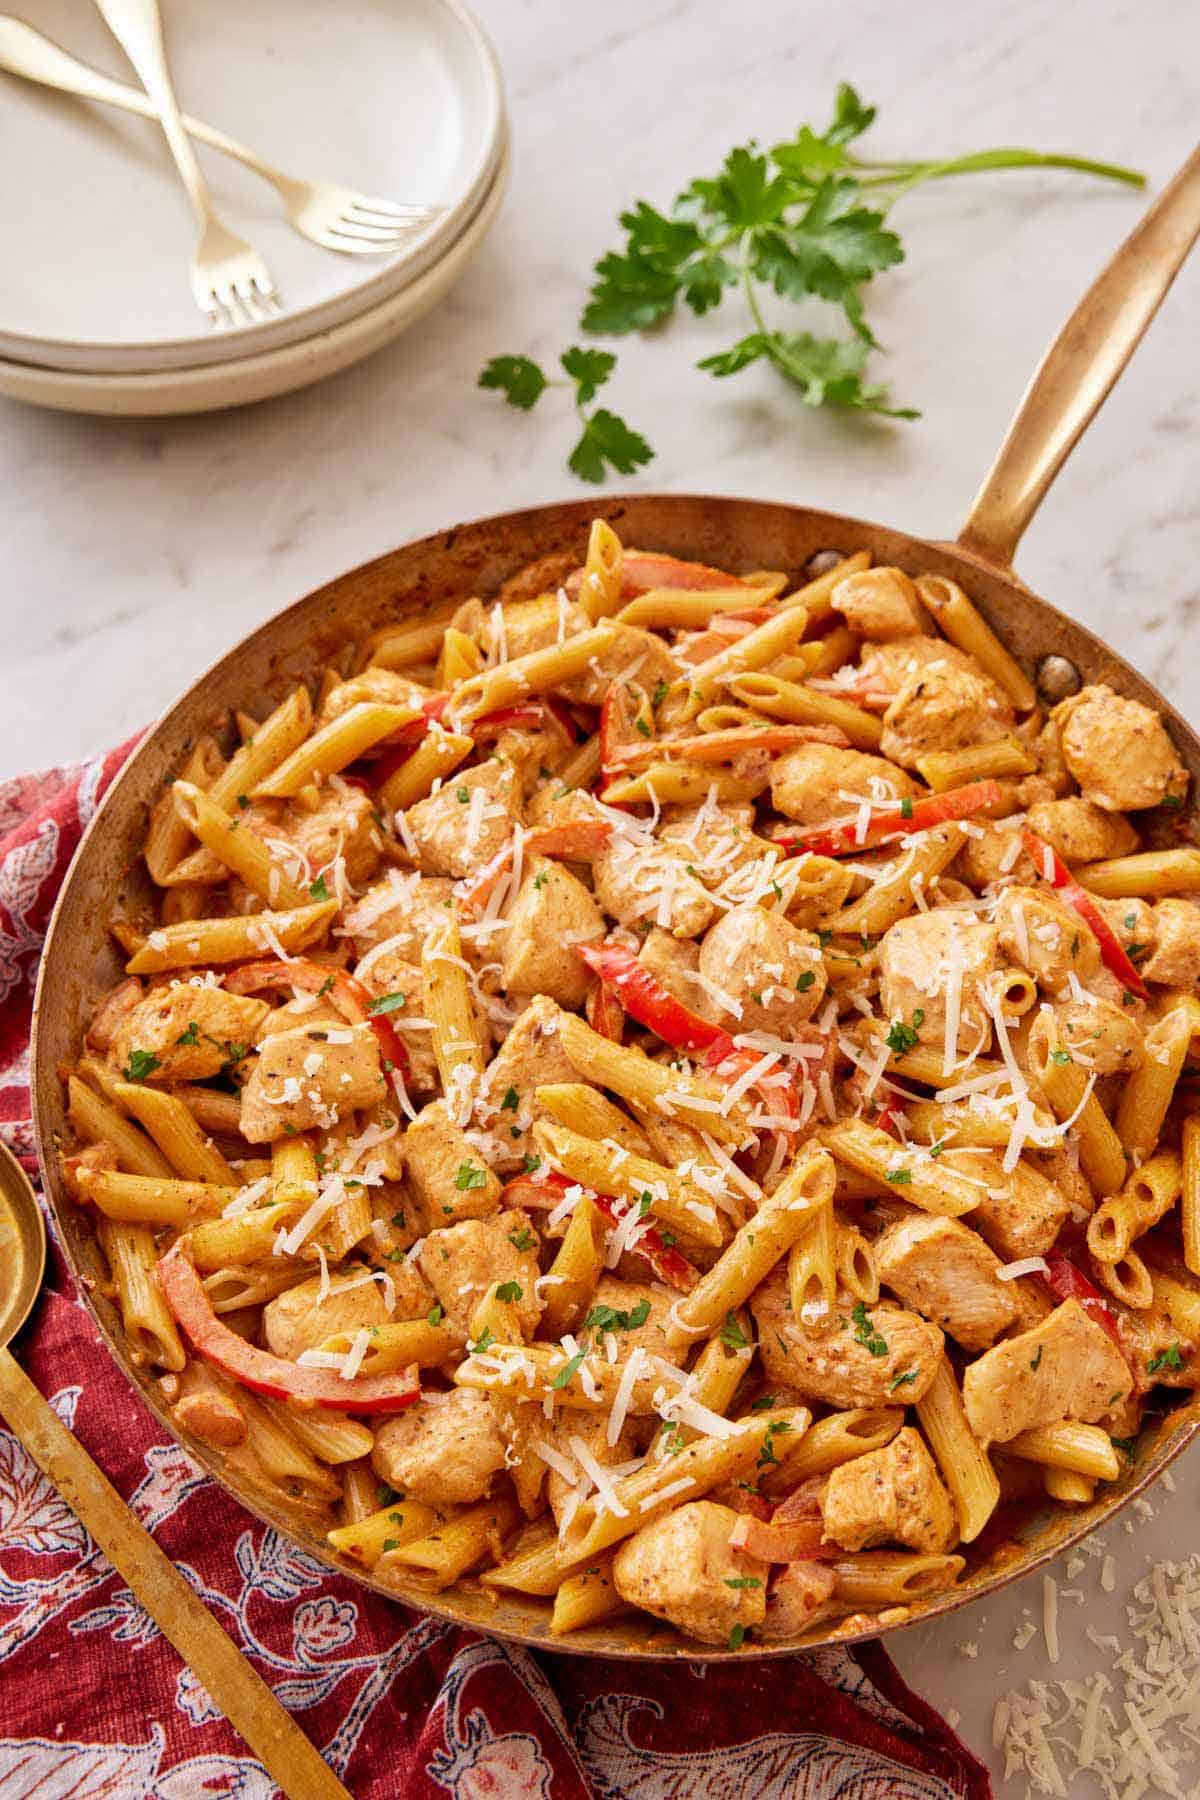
[0,0,502,374]
[0,144,507,414]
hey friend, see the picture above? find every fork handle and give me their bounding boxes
[0,16,291,190]
[92,0,215,229]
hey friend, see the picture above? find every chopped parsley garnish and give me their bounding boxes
[501,1086,520,1111]
[884,1167,912,1184]
[175,1021,200,1046]
[317,974,336,998]
[1124,911,1138,930]
[381,1537,400,1554]
[751,1394,778,1411]
[367,991,406,1015]
[236,793,249,810]
[455,1161,488,1191]
[495,1281,523,1303]
[551,1347,587,1389]
[889,1369,919,1390]
[720,1311,749,1350]
[637,1191,653,1218]
[728,1624,748,1650]
[583,1298,651,1333]
[470,1328,495,1356]
[427,1304,444,1326]
[1050,1048,1071,1065]
[796,969,816,991]
[508,1228,535,1251]
[724,1576,762,1589]
[885,1010,923,1057]
[122,1048,161,1082]
[757,1419,793,1466]
[456,787,470,803]
[850,1300,888,1357]
[534,869,549,889]
[652,679,669,707]
[1030,1344,1044,1372]
[522,1153,542,1174]
[634,717,652,738]
[376,1483,401,1507]
[1147,1345,1184,1374]
[309,874,329,900]
[899,797,914,819]
[1110,1436,1137,1457]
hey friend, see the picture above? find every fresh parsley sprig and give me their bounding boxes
[478,345,653,483]
[480,84,1142,476]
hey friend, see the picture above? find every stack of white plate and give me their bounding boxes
[0,0,505,415]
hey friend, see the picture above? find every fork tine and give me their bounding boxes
[344,207,430,238]
[352,195,442,223]
[330,219,411,247]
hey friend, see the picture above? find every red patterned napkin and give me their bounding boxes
[0,743,992,1799]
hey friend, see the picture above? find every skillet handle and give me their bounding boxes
[957,142,1200,572]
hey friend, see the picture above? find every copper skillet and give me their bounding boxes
[30,144,1200,1661]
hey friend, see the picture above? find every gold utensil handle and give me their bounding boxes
[958,142,1200,571]
[0,1347,353,1800]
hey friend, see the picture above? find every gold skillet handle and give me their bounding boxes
[957,142,1200,573]
[0,1348,353,1800]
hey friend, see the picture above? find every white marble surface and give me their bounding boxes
[2,0,1199,1785]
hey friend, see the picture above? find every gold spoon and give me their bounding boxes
[0,1139,354,1800]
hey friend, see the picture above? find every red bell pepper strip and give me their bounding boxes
[728,1514,838,1563]
[591,1192,699,1292]
[223,958,412,1085]
[568,549,754,602]
[1023,830,1150,1000]
[470,698,580,745]
[158,1250,420,1413]
[778,779,1007,860]
[606,723,848,772]
[1039,1250,1123,1348]
[457,820,614,918]
[585,979,625,1044]
[577,940,735,1063]
[495,1171,699,1291]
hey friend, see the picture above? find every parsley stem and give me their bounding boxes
[849,148,1146,199]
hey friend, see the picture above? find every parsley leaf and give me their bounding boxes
[454,1161,487,1191]
[500,1086,520,1112]
[583,1298,651,1334]
[728,1624,748,1650]
[850,1300,888,1357]
[559,344,616,405]
[1147,1345,1184,1375]
[890,1369,919,1391]
[522,1153,542,1175]
[551,1347,587,1390]
[470,1328,495,1356]
[884,1167,912,1185]
[478,354,547,410]
[427,1303,444,1326]
[122,1048,161,1082]
[494,1281,523,1303]
[568,407,654,484]
[885,1015,922,1057]
[309,873,329,900]
[796,969,816,991]
[367,991,406,1015]
[719,1311,749,1350]
[1050,1048,1072,1065]
[175,1021,200,1046]
[724,1576,763,1589]
[508,1228,535,1252]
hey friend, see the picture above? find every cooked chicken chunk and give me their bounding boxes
[760,1561,837,1639]
[962,1299,1133,1444]
[348,956,439,1093]
[585,1276,677,1363]
[499,856,604,1006]
[821,1426,957,1554]
[859,637,1012,709]
[956,822,1036,888]
[558,624,680,706]
[592,837,716,939]
[750,1269,943,1406]
[991,885,1100,995]
[239,1022,386,1142]
[417,1209,541,1339]
[612,1501,767,1645]
[878,907,998,1063]
[1052,684,1187,813]
[406,761,520,879]
[697,905,827,1035]
[1050,994,1144,1074]
[880,658,1008,770]
[483,595,591,661]
[319,667,431,721]
[660,801,763,878]
[769,743,917,826]
[638,927,702,1006]
[109,984,269,1084]
[875,1215,1017,1351]
[263,1266,429,1360]
[342,872,456,957]
[403,1101,502,1224]
[959,1157,1072,1263]
[1141,899,1200,988]
[832,567,927,639]
[1024,797,1139,865]
[475,994,577,1169]
[248,787,384,889]
[542,1409,638,1530]
[372,1389,506,1507]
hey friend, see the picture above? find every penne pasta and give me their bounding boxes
[536,1195,607,1340]
[758,1407,903,1498]
[385,1497,521,1586]
[818,1118,982,1218]
[378,727,473,813]
[253,702,421,800]
[550,1556,629,1635]
[533,1084,652,1158]
[914,736,1037,791]
[532,1120,725,1250]
[368,603,463,670]
[1007,1421,1121,1482]
[1073,847,1200,899]
[670,608,811,724]
[327,1498,442,1564]
[1088,1151,1181,1264]
[1116,1002,1195,1163]
[450,626,619,722]
[112,1081,238,1186]
[98,1219,186,1372]
[144,735,224,885]
[75,1167,230,1227]
[1028,1012,1127,1197]
[170,782,310,908]
[913,575,1037,712]
[830,1550,966,1606]
[788,1197,837,1319]
[68,1074,174,1179]
[1182,1114,1200,1277]
[423,908,486,1090]
[915,1357,1000,1543]
[577,519,625,621]
[556,1011,746,1143]
[727,671,883,750]
[830,825,968,938]
[125,899,336,974]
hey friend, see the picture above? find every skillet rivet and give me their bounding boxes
[1036,655,1081,702]
[806,550,846,577]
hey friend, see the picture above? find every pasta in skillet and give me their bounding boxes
[63,521,1200,1650]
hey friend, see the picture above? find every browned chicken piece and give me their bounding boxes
[256,996,346,1042]
[540,1410,639,1530]
[769,743,917,826]
[417,1209,542,1339]
[697,904,827,1035]
[475,994,578,1169]
[1141,899,1200,988]
[962,1299,1133,1444]
[880,658,1009,770]
[612,1501,767,1645]
[1049,994,1145,1075]
[821,1426,957,1554]
[85,976,144,1054]
[492,723,574,800]
[173,1387,248,1448]
[1052,684,1188,813]
[831,567,928,639]
[859,637,1012,710]
[660,800,764,878]
[372,1389,506,1507]
[592,837,716,940]
[240,1021,386,1142]
[874,1215,1018,1352]
[750,1268,943,1406]
[345,956,439,1094]
[585,1276,678,1363]
[239,787,384,890]
[956,822,1037,888]
[1112,1298,1199,1396]
[110,984,270,1084]
[482,594,591,661]
[991,885,1101,995]
[959,1157,1072,1263]
[262,1266,428,1360]
[498,549,578,606]
[342,872,456,956]
[878,907,998,1063]
[558,624,681,707]
[637,928,702,1007]
[318,667,432,721]
[404,1100,502,1224]
[499,856,605,1006]
[406,760,521,879]
[1024,797,1139,865]
[760,1561,837,1640]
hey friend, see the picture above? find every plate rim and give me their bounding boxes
[0,0,504,373]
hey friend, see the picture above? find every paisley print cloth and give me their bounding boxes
[0,744,992,1799]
